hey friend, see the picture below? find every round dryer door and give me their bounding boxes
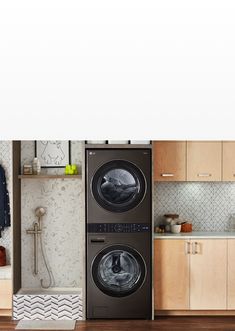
[91,160,146,212]
[92,245,146,297]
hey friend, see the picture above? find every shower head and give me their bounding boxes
[35,207,46,218]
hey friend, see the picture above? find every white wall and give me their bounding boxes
[21,141,85,288]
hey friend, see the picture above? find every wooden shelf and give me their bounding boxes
[18,174,82,179]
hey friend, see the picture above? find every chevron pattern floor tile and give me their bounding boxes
[13,294,83,320]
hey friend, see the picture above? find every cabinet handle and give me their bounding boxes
[161,173,174,177]
[194,242,198,254]
[192,242,195,254]
[185,241,191,254]
[197,173,212,177]
[192,241,199,254]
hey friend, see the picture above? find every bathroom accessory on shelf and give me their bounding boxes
[26,207,54,289]
[65,164,78,175]
[23,164,33,175]
[32,158,41,175]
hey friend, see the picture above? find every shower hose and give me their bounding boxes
[39,233,55,289]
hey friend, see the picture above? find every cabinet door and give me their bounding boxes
[187,141,222,181]
[190,239,227,310]
[154,239,190,310]
[222,141,235,181]
[153,141,186,181]
[0,280,12,309]
[227,240,235,308]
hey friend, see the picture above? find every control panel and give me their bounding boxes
[87,223,150,233]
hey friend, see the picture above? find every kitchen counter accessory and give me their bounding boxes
[164,214,179,232]
[181,223,192,232]
[171,224,181,233]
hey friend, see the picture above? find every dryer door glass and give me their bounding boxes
[92,160,146,212]
[92,245,146,297]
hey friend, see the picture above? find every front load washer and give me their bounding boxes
[86,224,152,319]
[86,148,151,223]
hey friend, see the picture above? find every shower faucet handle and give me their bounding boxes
[35,207,46,218]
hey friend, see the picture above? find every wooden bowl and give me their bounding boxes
[181,223,192,232]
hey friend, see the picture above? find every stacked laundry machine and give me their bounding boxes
[86,148,152,319]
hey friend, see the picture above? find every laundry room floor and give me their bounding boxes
[2,317,235,330]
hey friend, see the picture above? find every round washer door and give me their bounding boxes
[92,245,146,297]
[91,160,146,212]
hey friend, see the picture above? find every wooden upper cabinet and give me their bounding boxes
[154,239,190,310]
[153,141,186,181]
[187,141,222,181]
[190,239,227,310]
[222,141,235,181]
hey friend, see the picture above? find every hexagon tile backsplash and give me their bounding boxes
[154,182,235,231]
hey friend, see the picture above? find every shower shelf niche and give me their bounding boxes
[18,174,82,179]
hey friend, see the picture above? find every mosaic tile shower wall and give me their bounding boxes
[21,141,85,288]
[154,182,235,231]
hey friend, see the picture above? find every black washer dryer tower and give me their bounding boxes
[86,147,152,319]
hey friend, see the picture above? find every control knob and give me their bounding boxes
[114,224,123,232]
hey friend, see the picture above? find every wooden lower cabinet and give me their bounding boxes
[0,279,12,313]
[154,239,190,309]
[154,239,227,312]
[190,239,227,310]
[228,240,235,309]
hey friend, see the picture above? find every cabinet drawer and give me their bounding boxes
[0,280,12,309]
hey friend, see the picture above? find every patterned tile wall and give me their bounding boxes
[0,141,12,264]
[154,182,235,231]
[21,141,85,288]
[13,293,83,320]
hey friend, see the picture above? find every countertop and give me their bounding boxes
[154,231,235,239]
[0,265,11,279]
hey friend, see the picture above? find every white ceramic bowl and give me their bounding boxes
[171,224,181,234]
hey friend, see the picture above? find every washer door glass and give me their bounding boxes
[92,245,146,297]
[92,160,146,212]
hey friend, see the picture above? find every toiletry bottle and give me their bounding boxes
[33,158,41,175]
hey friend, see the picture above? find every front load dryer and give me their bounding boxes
[86,148,152,223]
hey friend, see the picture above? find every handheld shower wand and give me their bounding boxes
[26,207,54,289]
[35,207,46,232]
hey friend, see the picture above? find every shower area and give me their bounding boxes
[12,141,85,321]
